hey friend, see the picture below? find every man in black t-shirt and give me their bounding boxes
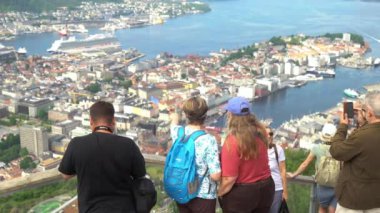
[59,101,146,213]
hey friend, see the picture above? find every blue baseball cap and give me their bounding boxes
[224,97,250,116]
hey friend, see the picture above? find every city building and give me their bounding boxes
[0,44,16,64]
[343,33,351,42]
[20,126,49,157]
[49,135,70,154]
[70,126,91,138]
[115,113,135,131]
[123,99,158,118]
[0,105,9,119]
[17,98,53,118]
[48,109,76,122]
[51,120,81,136]
[237,86,256,100]
[39,158,61,171]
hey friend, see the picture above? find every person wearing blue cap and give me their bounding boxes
[218,97,275,213]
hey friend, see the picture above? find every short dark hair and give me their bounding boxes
[90,101,115,124]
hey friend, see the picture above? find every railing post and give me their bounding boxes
[309,183,318,213]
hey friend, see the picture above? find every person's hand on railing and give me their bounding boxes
[287,172,297,179]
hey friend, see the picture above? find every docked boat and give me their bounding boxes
[288,80,307,88]
[289,74,323,81]
[374,58,380,67]
[306,68,336,78]
[17,47,27,54]
[68,24,88,33]
[47,34,121,54]
[58,29,68,36]
[344,89,359,98]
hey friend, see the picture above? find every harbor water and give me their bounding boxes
[2,0,380,127]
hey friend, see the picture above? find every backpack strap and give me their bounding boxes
[176,126,185,143]
[184,129,206,144]
[185,129,211,194]
[273,144,280,167]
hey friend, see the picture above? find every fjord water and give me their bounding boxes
[3,0,380,127]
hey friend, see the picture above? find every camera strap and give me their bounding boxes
[93,126,113,133]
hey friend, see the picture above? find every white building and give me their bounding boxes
[308,56,321,67]
[256,78,278,92]
[343,33,351,42]
[20,126,48,157]
[70,127,91,138]
[285,62,294,75]
[293,66,306,76]
[237,85,256,100]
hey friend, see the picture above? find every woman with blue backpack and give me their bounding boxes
[218,97,275,213]
[164,96,221,213]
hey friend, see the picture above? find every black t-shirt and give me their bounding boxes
[59,132,146,213]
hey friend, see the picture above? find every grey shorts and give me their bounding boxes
[317,185,338,208]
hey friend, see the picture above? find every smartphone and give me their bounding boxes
[343,102,354,119]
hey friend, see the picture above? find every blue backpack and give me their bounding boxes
[164,127,206,204]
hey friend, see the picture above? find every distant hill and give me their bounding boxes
[0,0,123,13]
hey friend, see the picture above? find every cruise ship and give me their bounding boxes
[306,67,336,78]
[47,34,121,54]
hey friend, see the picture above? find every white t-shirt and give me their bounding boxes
[268,145,286,191]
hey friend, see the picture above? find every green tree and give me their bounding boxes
[20,157,36,170]
[288,37,301,45]
[37,109,48,121]
[0,134,22,164]
[269,36,286,46]
[85,83,102,94]
[350,33,365,46]
[0,178,77,211]
[121,80,133,90]
[19,147,28,157]
[285,148,316,213]
[285,148,315,175]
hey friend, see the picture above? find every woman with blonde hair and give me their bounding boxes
[218,97,274,213]
[168,96,221,213]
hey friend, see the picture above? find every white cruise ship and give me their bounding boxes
[47,34,121,54]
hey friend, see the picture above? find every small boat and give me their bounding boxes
[288,80,306,88]
[58,28,68,36]
[344,89,359,98]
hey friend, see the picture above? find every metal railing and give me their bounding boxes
[287,175,318,213]
[52,175,319,213]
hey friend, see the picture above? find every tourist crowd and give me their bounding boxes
[59,91,380,213]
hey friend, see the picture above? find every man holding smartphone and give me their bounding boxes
[330,91,380,213]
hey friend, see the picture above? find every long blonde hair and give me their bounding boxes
[226,113,268,159]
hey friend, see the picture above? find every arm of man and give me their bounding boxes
[58,139,76,180]
[131,142,146,179]
[62,174,75,180]
[330,124,362,161]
